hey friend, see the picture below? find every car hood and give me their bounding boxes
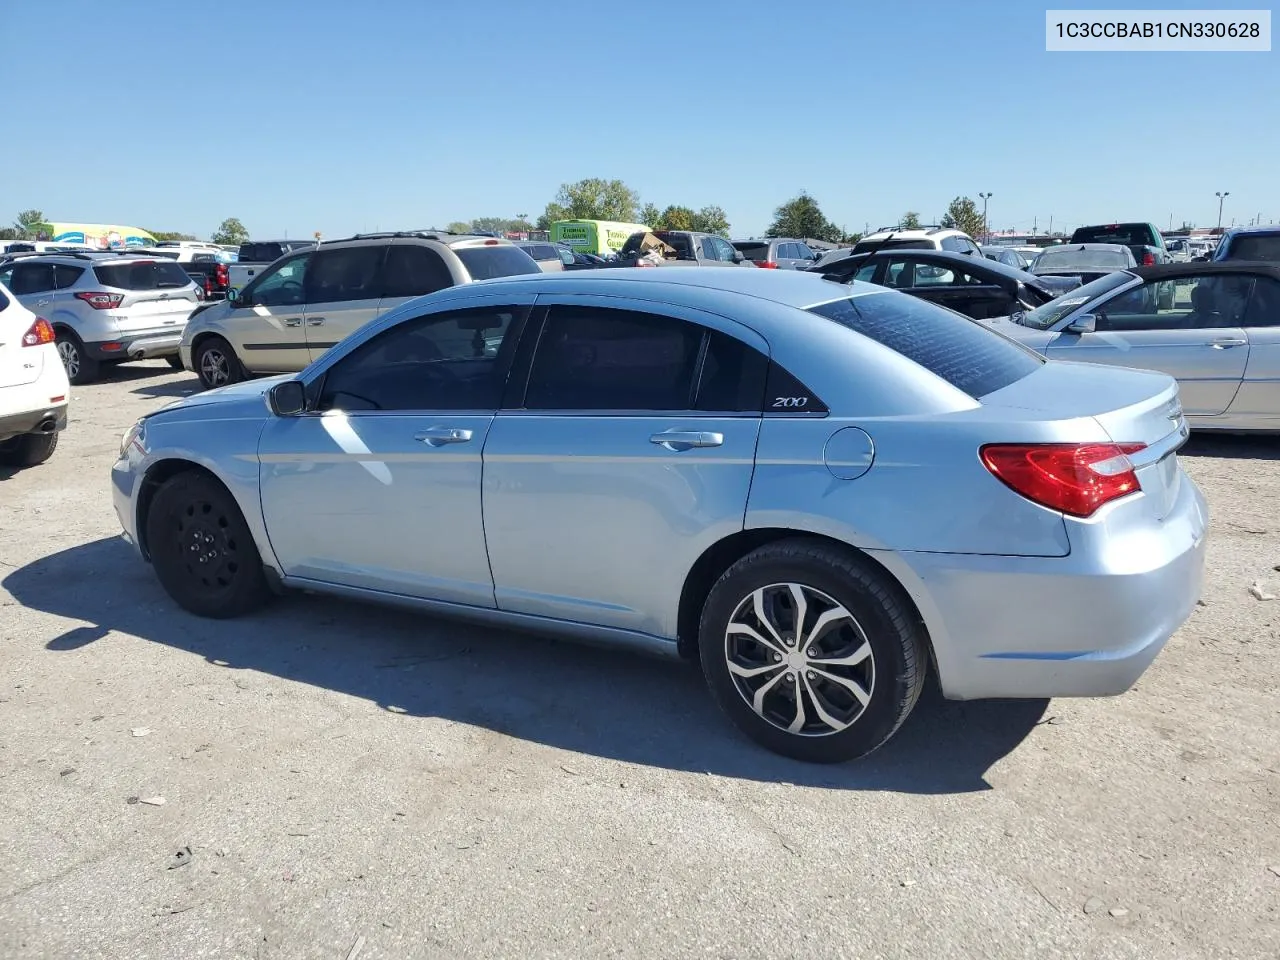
[149,374,292,422]
[981,316,1056,353]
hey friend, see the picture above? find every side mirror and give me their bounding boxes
[1066,314,1097,334]
[268,380,307,416]
[732,251,745,263]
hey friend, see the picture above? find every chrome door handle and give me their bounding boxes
[1209,337,1246,348]
[283,317,302,327]
[307,317,325,327]
[414,427,474,446]
[649,430,724,451]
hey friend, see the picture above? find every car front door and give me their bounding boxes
[1046,272,1251,418]
[481,299,766,639]
[257,299,531,604]
[226,252,311,373]
[302,244,388,362]
[1225,275,1280,424]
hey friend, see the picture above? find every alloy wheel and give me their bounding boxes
[57,340,80,380]
[724,582,875,737]
[200,348,230,388]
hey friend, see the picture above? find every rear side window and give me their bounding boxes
[305,246,385,303]
[695,331,768,412]
[54,264,84,288]
[380,244,453,298]
[808,292,1042,399]
[525,306,703,410]
[93,260,192,290]
[454,246,541,281]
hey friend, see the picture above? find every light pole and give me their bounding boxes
[1216,191,1230,232]
[978,192,993,243]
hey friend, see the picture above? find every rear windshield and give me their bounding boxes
[454,246,541,281]
[808,292,1042,399]
[1034,247,1129,270]
[851,238,934,253]
[1070,224,1158,247]
[732,241,770,262]
[1225,234,1280,261]
[619,231,695,260]
[238,242,285,262]
[93,260,193,290]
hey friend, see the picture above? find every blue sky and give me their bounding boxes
[7,1,1275,239]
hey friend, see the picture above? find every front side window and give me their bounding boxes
[319,306,521,412]
[380,244,453,299]
[1226,234,1280,262]
[524,306,705,410]
[1245,276,1280,327]
[246,253,310,307]
[713,237,738,262]
[1094,274,1255,332]
[854,262,878,282]
[305,246,385,303]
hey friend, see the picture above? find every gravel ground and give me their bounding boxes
[1,362,1277,960]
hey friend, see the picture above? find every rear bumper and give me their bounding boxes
[875,475,1208,700]
[87,327,184,362]
[0,405,67,443]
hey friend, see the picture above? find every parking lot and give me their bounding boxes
[1,361,1278,959]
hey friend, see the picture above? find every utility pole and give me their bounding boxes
[1032,215,1037,234]
[1216,191,1230,231]
[1049,215,1053,236]
[978,192,993,243]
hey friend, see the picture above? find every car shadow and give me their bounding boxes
[4,537,1048,794]
[128,377,200,400]
[1180,433,1279,461]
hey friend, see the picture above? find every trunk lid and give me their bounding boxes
[0,303,43,387]
[92,259,199,332]
[983,360,1187,519]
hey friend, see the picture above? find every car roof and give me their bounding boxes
[1222,225,1280,236]
[819,248,1038,283]
[1039,242,1130,252]
[1130,261,1280,281]
[860,228,968,241]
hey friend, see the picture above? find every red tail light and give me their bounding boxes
[1141,252,1155,266]
[757,261,778,268]
[635,261,655,268]
[980,442,1146,518]
[75,291,125,310]
[215,263,228,286]
[21,317,55,347]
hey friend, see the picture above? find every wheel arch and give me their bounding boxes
[135,459,225,561]
[676,528,937,676]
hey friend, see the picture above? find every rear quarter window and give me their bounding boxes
[454,246,541,281]
[808,291,1043,399]
[93,260,193,290]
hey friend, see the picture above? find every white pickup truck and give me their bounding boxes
[226,240,316,299]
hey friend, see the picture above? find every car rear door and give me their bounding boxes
[1046,272,1250,418]
[221,252,311,373]
[375,241,457,320]
[481,298,766,639]
[1,262,58,315]
[1224,274,1280,424]
[302,244,388,362]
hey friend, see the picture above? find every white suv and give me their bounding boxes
[0,252,201,383]
[0,282,70,468]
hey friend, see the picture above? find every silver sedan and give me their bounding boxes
[994,262,1280,431]
[111,269,1207,762]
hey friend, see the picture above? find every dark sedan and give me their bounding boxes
[808,248,1079,320]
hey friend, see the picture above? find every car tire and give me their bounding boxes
[697,538,927,763]
[55,330,100,385]
[145,471,272,619]
[194,336,244,391]
[166,356,185,370]
[0,430,58,467]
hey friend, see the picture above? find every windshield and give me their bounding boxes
[1033,247,1129,270]
[1226,234,1280,261]
[1019,272,1133,329]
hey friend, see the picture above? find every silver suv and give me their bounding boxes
[180,231,541,389]
[0,252,201,383]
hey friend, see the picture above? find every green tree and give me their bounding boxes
[690,205,730,237]
[0,227,18,241]
[544,178,640,224]
[445,221,474,234]
[766,192,839,242]
[659,205,695,231]
[211,217,249,246]
[471,216,516,235]
[536,203,569,231]
[939,196,985,240]
[899,211,921,230]
[14,209,50,239]
[639,203,662,229]
[148,230,198,241]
